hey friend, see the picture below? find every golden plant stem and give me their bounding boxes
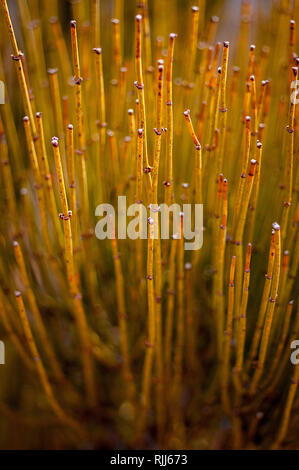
[49,17,73,86]
[52,137,95,407]
[138,61,164,442]
[13,240,67,384]
[62,96,69,134]
[288,19,296,86]
[278,249,290,308]
[0,135,18,235]
[66,124,78,258]
[197,100,207,144]
[205,42,221,93]
[229,64,240,127]
[205,69,221,208]
[128,108,136,144]
[109,219,135,403]
[263,300,294,389]
[71,20,89,233]
[172,215,185,439]
[249,223,281,395]
[20,51,34,104]
[272,362,299,449]
[126,109,136,187]
[27,19,48,90]
[140,0,152,73]
[135,15,151,189]
[111,18,121,128]
[0,289,32,370]
[245,230,275,372]
[152,62,164,205]
[111,17,121,76]
[246,141,263,243]
[250,74,257,136]
[257,80,268,125]
[207,66,221,151]
[136,129,144,282]
[35,112,63,246]
[234,159,257,320]
[187,6,199,83]
[232,116,251,240]
[183,109,202,204]
[0,95,22,175]
[216,178,228,360]
[164,33,177,207]
[212,174,223,320]
[287,203,299,252]
[216,41,229,175]
[185,262,196,372]
[1,0,37,136]
[151,60,164,442]
[66,124,75,208]
[280,67,297,246]
[15,291,85,439]
[265,305,299,400]
[91,0,100,47]
[107,130,119,184]
[81,22,91,80]
[23,116,52,253]
[137,217,155,442]
[0,0,19,57]
[136,97,140,128]
[233,243,252,393]
[221,255,236,413]
[117,66,127,129]
[154,235,164,443]
[164,238,177,376]
[280,229,299,314]
[48,68,64,138]
[196,28,216,113]
[241,45,255,122]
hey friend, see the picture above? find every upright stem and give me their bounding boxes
[52,136,95,406]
